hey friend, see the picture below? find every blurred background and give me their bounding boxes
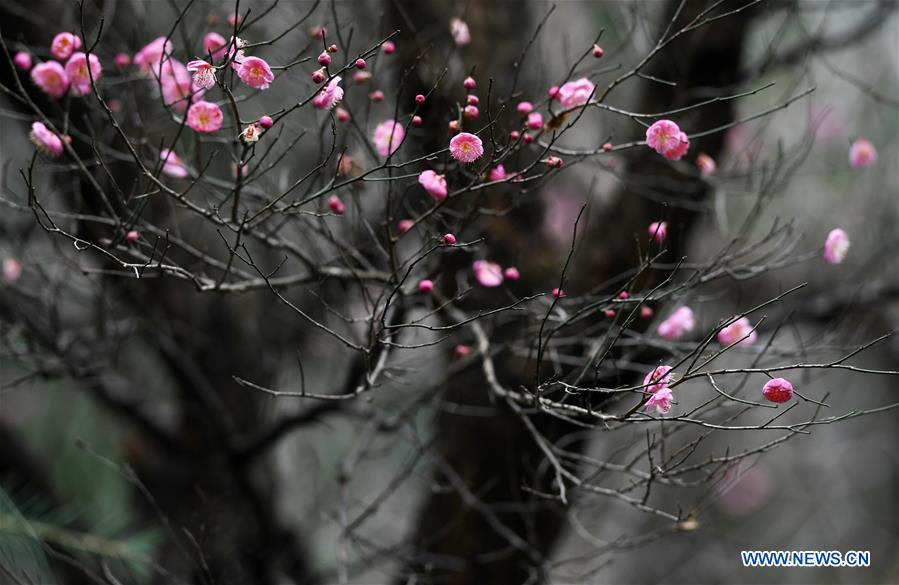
[1,1,897,584]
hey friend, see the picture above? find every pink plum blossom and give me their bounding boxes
[328,196,346,215]
[592,44,604,58]
[472,260,503,287]
[557,78,595,108]
[453,344,472,358]
[449,132,483,163]
[646,119,690,161]
[203,32,227,60]
[848,138,877,168]
[717,317,757,347]
[503,267,520,281]
[2,258,22,284]
[186,100,223,133]
[50,32,81,60]
[552,288,565,299]
[226,37,248,70]
[527,112,543,130]
[355,58,366,69]
[369,90,385,102]
[29,122,64,158]
[312,76,344,110]
[14,52,32,71]
[397,219,414,233]
[411,115,422,126]
[488,165,507,182]
[240,123,262,144]
[382,41,396,54]
[643,365,673,394]
[337,108,351,123]
[823,228,850,264]
[450,18,471,46]
[762,378,793,403]
[186,60,216,90]
[114,53,131,68]
[657,306,695,340]
[418,170,448,200]
[645,387,674,414]
[697,153,716,176]
[648,221,667,243]
[464,105,479,118]
[160,60,201,110]
[353,71,371,84]
[258,115,274,129]
[418,279,434,294]
[64,52,102,96]
[441,233,457,245]
[160,149,189,178]
[133,37,173,74]
[517,101,533,115]
[373,120,405,157]
[312,68,326,84]
[30,61,69,99]
[237,56,274,89]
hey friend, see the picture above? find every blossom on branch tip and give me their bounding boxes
[645,387,674,414]
[29,122,64,158]
[312,76,344,110]
[648,221,668,243]
[762,378,793,403]
[418,170,448,200]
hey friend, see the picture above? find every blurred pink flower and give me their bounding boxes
[64,52,102,96]
[237,56,274,89]
[50,32,81,60]
[14,52,32,71]
[160,60,202,110]
[646,119,689,161]
[382,41,396,54]
[552,288,565,299]
[657,306,695,340]
[160,149,189,178]
[186,100,223,133]
[186,59,216,90]
[696,153,716,176]
[762,378,793,403]
[31,61,69,99]
[715,462,772,516]
[2,258,22,284]
[328,196,346,215]
[312,76,344,110]
[848,138,877,168]
[418,279,434,294]
[418,170,448,200]
[645,387,674,414]
[29,121,64,158]
[517,101,533,115]
[717,317,757,347]
[503,267,520,281]
[488,165,507,182]
[648,221,667,243]
[125,230,140,243]
[472,260,503,288]
[134,37,173,74]
[397,219,414,233]
[449,132,483,163]
[823,228,850,264]
[450,18,471,46]
[527,112,543,130]
[203,32,227,60]
[373,120,405,157]
[557,78,595,108]
[643,365,673,394]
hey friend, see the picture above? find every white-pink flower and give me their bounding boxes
[848,138,877,168]
[823,228,850,265]
[473,260,503,288]
[64,52,102,96]
[450,18,471,46]
[373,120,405,157]
[717,317,757,347]
[657,306,695,340]
[646,119,690,161]
[186,100,223,133]
[418,170,448,200]
[643,365,673,394]
[237,56,274,89]
[30,61,69,99]
[29,122,64,158]
[449,132,483,163]
[557,78,595,108]
[160,149,189,178]
[645,387,674,414]
[50,32,81,61]
[186,59,216,90]
[312,76,344,110]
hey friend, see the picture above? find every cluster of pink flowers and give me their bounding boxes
[646,119,690,161]
[28,33,102,100]
[717,316,757,347]
[418,170,448,200]
[643,365,674,414]
[657,306,695,340]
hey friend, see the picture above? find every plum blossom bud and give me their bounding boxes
[648,221,667,244]
[328,195,346,215]
[441,233,457,245]
[527,112,543,130]
[463,76,476,90]
[453,344,472,358]
[848,138,877,168]
[398,219,414,233]
[640,306,654,319]
[503,267,520,281]
[463,105,479,119]
[369,90,385,102]
[604,309,616,319]
[823,228,850,264]
[314,26,327,39]
[602,142,613,152]
[311,68,326,83]
[382,41,396,54]
[355,58,366,69]
[336,108,350,123]
[552,288,565,299]
[542,156,563,169]
[592,44,604,58]
[114,53,131,68]
[548,85,560,100]
[412,115,423,126]
[697,153,716,176]
[418,279,434,294]
[415,94,425,104]
[328,44,339,53]
[14,52,32,71]
[353,71,372,84]
[448,120,460,134]
[618,291,630,299]
[523,133,534,144]
[258,115,274,129]
[2,258,22,284]
[318,51,332,66]
[125,230,140,242]
[509,130,520,141]
[762,378,793,403]
[466,95,479,106]
[517,101,533,115]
